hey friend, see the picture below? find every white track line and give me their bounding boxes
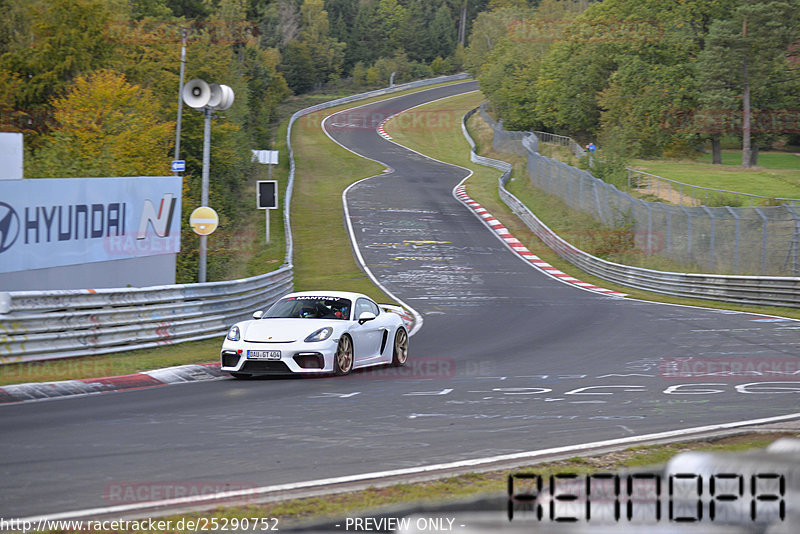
[15,412,800,523]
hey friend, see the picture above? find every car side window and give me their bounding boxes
[355,298,380,318]
[367,300,380,316]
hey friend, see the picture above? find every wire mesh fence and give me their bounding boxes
[626,169,800,208]
[480,107,800,276]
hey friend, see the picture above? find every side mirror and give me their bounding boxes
[357,311,376,325]
[252,310,264,320]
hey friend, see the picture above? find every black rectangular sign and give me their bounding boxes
[257,180,278,209]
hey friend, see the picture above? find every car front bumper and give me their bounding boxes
[220,338,339,375]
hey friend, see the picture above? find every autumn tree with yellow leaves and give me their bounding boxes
[28,70,175,178]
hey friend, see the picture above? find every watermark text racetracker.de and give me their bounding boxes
[660,358,800,381]
[349,357,457,380]
[104,480,259,505]
[308,108,460,134]
[0,517,279,533]
[0,357,114,378]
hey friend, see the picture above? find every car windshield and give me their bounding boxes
[264,296,351,320]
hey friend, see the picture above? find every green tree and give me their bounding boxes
[164,0,211,18]
[532,38,615,138]
[280,40,316,93]
[0,0,34,57]
[129,0,173,19]
[428,4,459,61]
[464,7,524,75]
[241,44,291,147]
[326,0,358,64]
[377,0,408,55]
[696,0,800,167]
[299,0,346,85]
[0,0,114,111]
[348,1,383,67]
[28,70,175,178]
[0,71,23,132]
[215,0,249,21]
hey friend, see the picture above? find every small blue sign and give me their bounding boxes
[171,160,186,172]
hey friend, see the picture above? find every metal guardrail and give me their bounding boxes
[0,74,468,364]
[0,267,294,363]
[463,108,800,309]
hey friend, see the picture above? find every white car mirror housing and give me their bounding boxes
[358,311,377,325]
[252,310,264,320]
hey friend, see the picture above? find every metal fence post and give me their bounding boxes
[754,207,768,275]
[785,205,800,276]
[724,206,740,273]
[702,206,715,271]
[679,205,692,262]
[592,175,603,221]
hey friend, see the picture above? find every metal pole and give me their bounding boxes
[199,107,212,283]
[265,209,270,244]
[174,28,187,176]
[266,163,272,244]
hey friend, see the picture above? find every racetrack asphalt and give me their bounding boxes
[1,81,798,519]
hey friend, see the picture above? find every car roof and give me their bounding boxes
[283,290,370,301]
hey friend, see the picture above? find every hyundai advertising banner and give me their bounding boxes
[0,177,182,274]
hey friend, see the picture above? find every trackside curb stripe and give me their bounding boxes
[453,184,628,297]
[0,363,224,405]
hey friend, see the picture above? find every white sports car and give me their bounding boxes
[220,291,409,377]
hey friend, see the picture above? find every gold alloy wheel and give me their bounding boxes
[392,328,408,366]
[334,335,354,375]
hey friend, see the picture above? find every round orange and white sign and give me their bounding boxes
[189,206,219,236]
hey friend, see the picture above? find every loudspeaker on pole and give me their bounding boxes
[215,84,235,111]
[182,78,211,108]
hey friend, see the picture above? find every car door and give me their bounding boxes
[352,298,384,363]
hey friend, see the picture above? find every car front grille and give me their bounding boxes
[240,360,293,374]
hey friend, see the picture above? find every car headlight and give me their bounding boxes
[305,327,333,342]
[226,325,241,341]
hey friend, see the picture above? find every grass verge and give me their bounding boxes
[630,151,800,201]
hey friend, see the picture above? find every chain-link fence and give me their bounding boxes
[626,168,800,208]
[480,107,800,276]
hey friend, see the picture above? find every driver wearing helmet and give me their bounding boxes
[333,304,349,320]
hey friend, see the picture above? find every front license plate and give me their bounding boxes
[247,350,281,360]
